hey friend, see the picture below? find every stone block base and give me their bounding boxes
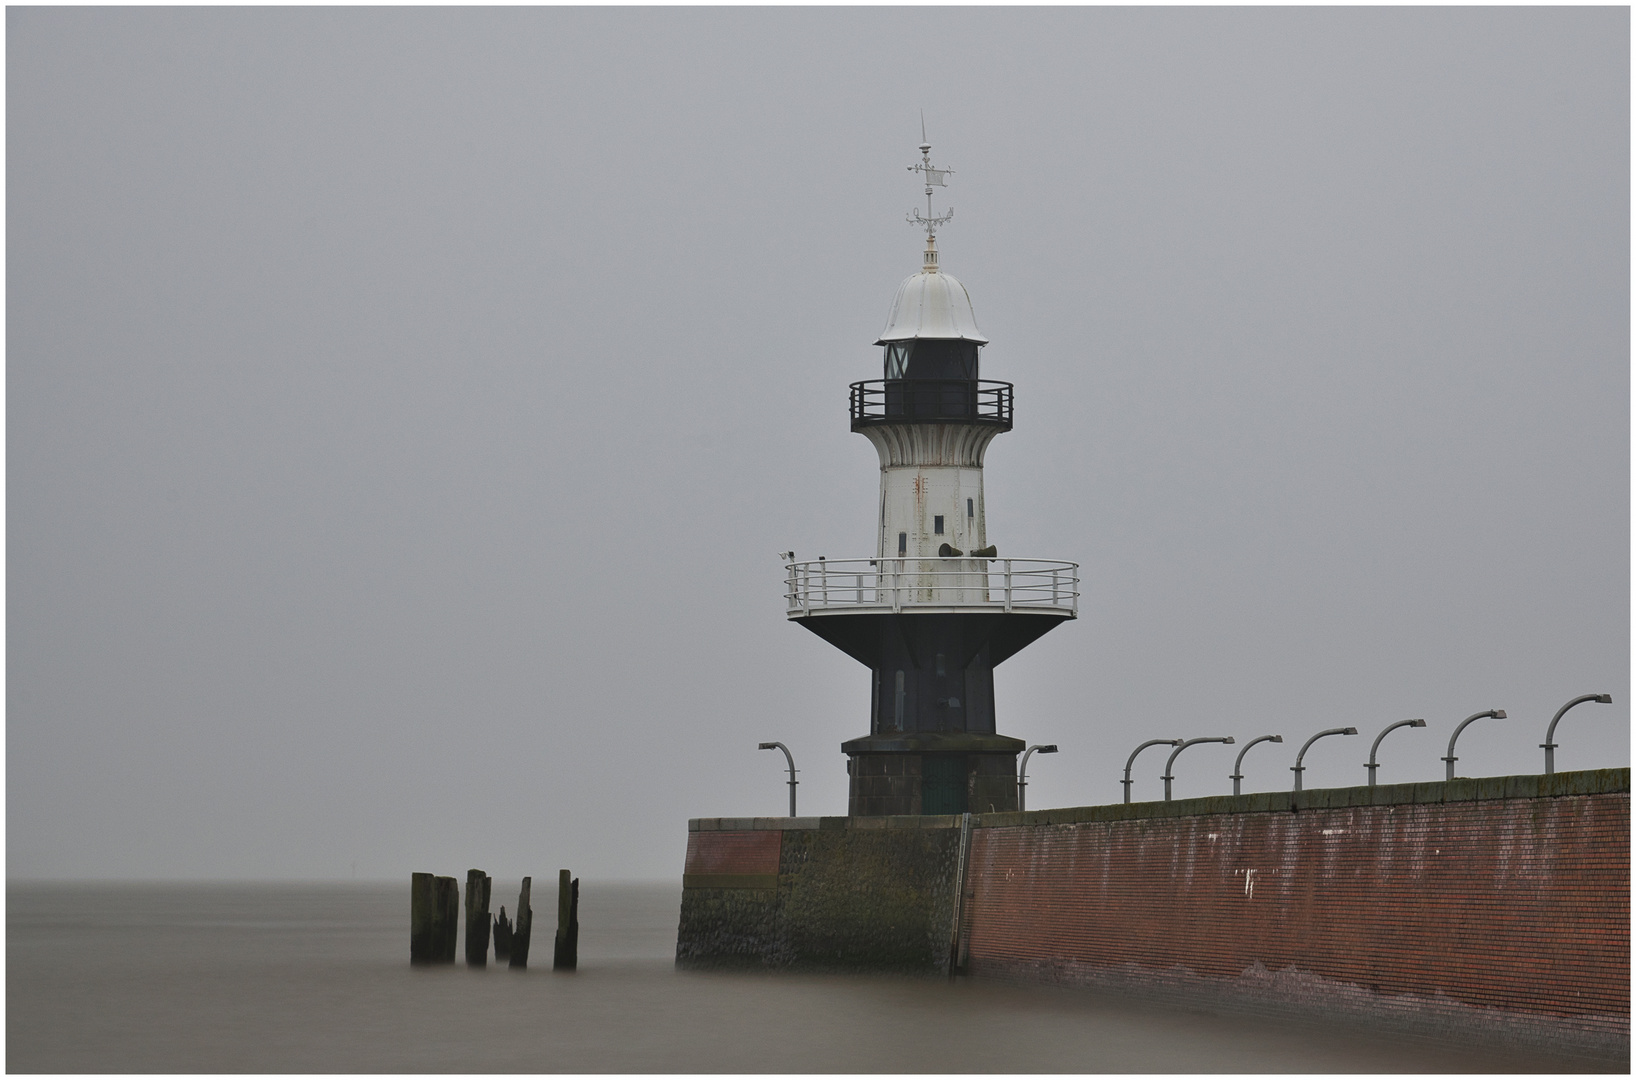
[843,732,1023,816]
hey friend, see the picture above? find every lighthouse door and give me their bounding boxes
[921,755,967,815]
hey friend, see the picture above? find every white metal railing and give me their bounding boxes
[784,558,1079,617]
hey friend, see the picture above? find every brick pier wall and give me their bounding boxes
[965,770,1628,1057]
[676,769,1628,1056]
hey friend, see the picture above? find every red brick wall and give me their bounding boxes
[963,793,1629,1036]
[684,830,781,876]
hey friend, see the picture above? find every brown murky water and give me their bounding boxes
[5,882,1618,1072]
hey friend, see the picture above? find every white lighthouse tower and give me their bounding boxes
[785,138,1079,816]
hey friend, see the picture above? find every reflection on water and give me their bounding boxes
[6,882,1613,1073]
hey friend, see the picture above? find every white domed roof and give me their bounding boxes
[875,270,988,345]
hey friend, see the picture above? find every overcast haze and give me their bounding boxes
[9,8,1629,881]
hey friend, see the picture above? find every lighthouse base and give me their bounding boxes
[843,732,1023,816]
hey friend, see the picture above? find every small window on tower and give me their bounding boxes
[898,532,907,556]
[967,498,974,519]
[884,343,911,380]
[934,515,945,535]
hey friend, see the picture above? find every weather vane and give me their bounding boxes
[906,112,954,245]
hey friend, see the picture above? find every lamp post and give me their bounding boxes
[758,742,798,816]
[1162,737,1234,801]
[1017,744,1058,812]
[1122,739,1182,804]
[1229,734,1283,796]
[1365,719,1426,787]
[1291,727,1358,792]
[1541,694,1613,775]
[1442,709,1505,781]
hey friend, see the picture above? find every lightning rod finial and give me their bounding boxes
[905,122,955,270]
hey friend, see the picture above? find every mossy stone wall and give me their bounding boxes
[676,818,962,973]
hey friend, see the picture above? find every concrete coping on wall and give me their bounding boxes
[690,768,1629,832]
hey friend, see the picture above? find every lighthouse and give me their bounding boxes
[785,139,1078,816]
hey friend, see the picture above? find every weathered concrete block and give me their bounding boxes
[678,823,961,973]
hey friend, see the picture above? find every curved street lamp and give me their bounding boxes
[1162,737,1234,801]
[1541,694,1613,775]
[1365,719,1426,786]
[1017,744,1058,812]
[1442,709,1505,781]
[1229,734,1283,796]
[1291,727,1358,792]
[758,742,798,816]
[1122,738,1182,804]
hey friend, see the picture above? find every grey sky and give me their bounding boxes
[9,8,1628,881]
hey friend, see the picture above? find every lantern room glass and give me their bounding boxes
[881,340,980,381]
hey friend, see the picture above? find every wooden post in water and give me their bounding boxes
[436,876,459,961]
[492,905,513,963]
[553,869,579,971]
[410,872,436,963]
[569,876,580,967]
[508,877,532,969]
[464,869,492,966]
[410,872,460,964]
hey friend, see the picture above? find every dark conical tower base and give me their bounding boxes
[791,609,1069,816]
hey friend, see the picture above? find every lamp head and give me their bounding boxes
[1268,734,1284,742]
[1596,694,1613,704]
[1408,719,1427,727]
[758,743,777,751]
[1492,710,1507,720]
[1039,745,1058,754]
[1341,727,1359,735]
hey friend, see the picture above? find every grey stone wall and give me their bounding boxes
[676,817,963,973]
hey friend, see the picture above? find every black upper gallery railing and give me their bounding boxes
[849,379,1014,430]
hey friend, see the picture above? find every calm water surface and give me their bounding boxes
[6,882,1614,1072]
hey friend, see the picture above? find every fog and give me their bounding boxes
[8,8,1628,881]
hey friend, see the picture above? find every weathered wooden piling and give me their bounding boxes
[507,877,532,969]
[553,869,579,971]
[492,905,513,963]
[464,869,492,966]
[409,872,459,964]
